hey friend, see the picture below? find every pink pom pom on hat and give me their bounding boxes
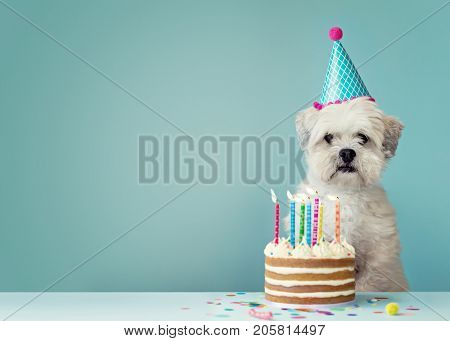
[328,27,343,41]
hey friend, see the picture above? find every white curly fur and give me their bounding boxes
[290,97,408,292]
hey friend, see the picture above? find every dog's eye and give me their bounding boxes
[357,133,369,145]
[324,134,333,144]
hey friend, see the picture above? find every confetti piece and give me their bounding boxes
[249,309,273,320]
[296,308,315,313]
[373,311,384,314]
[367,296,389,304]
[396,312,414,316]
[406,307,420,311]
[226,294,236,297]
[291,315,306,319]
[224,308,234,311]
[347,313,357,316]
[236,292,246,295]
[229,301,265,308]
[215,314,230,318]
[207,301,214,304]
[316,310,334,316]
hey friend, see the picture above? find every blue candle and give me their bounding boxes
[290,200,295,248]
[286,191,296,248]
[306,199,312,246]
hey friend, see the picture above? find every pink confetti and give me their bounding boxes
[249,309,273,320]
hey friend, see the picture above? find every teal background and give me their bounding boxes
[1,0,449,291]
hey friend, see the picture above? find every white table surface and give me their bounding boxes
[0,292,448,321]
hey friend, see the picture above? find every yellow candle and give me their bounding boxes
[335,197,340,243]
[318,203,324,241]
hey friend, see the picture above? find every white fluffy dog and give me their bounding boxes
[292,97,408,292]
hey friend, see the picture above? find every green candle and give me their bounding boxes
[299,200,305,243]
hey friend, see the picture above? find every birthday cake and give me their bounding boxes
[264,238,355,305]
[265,188,355,305]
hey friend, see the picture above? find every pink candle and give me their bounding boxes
[270,189,280,244]
[275,201,280,244]
[335,197,341,243]
[312,196,319,245]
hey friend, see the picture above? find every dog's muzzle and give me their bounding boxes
[337,165,356,173]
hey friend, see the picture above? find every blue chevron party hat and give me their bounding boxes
[314,27,374,110]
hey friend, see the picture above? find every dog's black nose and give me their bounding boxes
[339,148,356,163]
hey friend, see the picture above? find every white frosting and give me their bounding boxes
[341,239,355,255]
[264,238,355,259]
[329,242,348,257]
[265,277,354,287]
[312,239,334,257]
[263,242,276,256]
[265,287,355,298]
[265,264,354,274]
[291,243,313,258]
[329,239,355,257]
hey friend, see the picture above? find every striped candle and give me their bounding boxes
[318,203,324,241]
[306,199,312,246]
[275,201,280,244]
[290,200,295,248]
[299,200,305,243]
[312,196,319,245]
[270,189,280,245]
[335,197,341,243]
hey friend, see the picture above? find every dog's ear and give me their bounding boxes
[296,106,319,150]
[382,115,404,158]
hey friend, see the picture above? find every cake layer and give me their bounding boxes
[265,256,354,268]
[265,277,354,287]
[265,281,355,293]
[265,270,354,281]
[265,293,355,305]
[265,264,354,275]
[265,287,355,298]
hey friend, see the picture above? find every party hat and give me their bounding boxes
[314,27,374,110]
